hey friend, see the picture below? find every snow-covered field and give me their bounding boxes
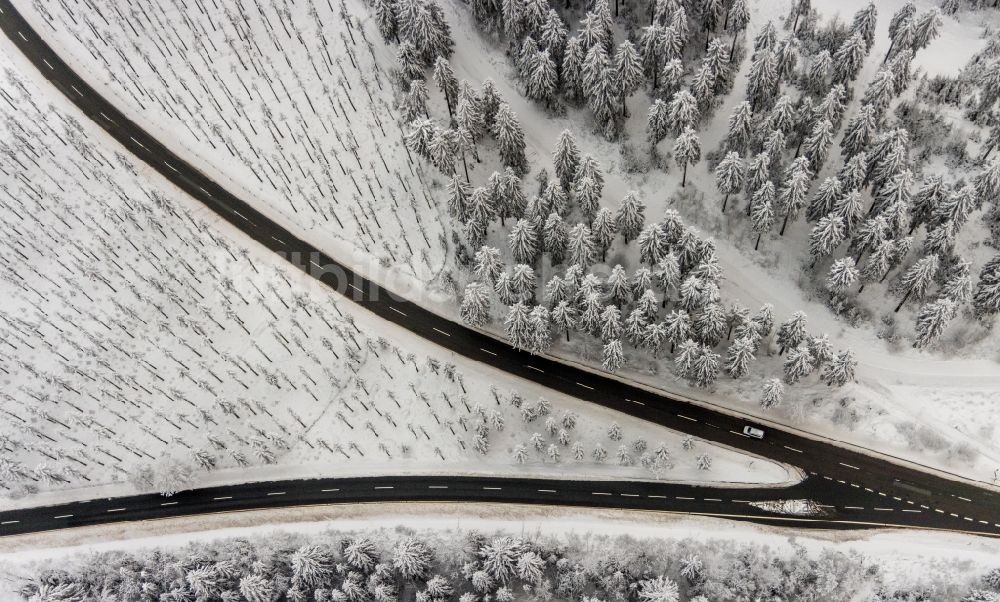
[0,32,795,510]
[2,504,997,601]
[9,0,1000,494]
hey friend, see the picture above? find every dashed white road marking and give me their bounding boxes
[70,84,83,96]
[844,506,864,510]
[107,508,127,513]
[576,382,594,390]
[1,520,19,525]
[266,492,286,496]
[160,501,178,506]
[432,327,451,337]
[43,58,54,70]
[99,112,116,125]
[676,496,695,500]
[838,462,860,470]
[389,306,407,317]
[213,496,233,501]
[482,486,502,491]
[17,30,27,41]
[270,236,284,244]
[53,514,73,519]
[902,509,921,513]
[783,446,803,453]
[537,489,556,493]
[524,365,543,373]
[648,495,666,499]
[958,496,972,502]
[479,348,497,356]
[874,508,893,512]
[348,283,363,293]
[620,493,639,498]
[321,488,340,492]
[626,399,645,406]
[591,492,612,496]
[677,414,697,422]
[129,136,147,150]
[164,161,179,172]
[704,498,722,502]
[427,485,448,489]
[373,486,394,490]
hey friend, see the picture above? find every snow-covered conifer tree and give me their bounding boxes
[715,151,745,212]
[433,57,460,117]
[592,207,618,261]
[553,130,580,191]
[509,219,539,265]
[447,175,473,223]
[894,254,939,312]
[492,103,528,175]
[760,378,784,409]
[725,337,755,378]
[543,213,568,264]
[663,310,691,353]
[475,246,504,282]
[822,349,857,386]
[602,339,625,372]
[726,101,753,153]
[807,177,842,223]
[567,223,595,267]
[616,192,646,243]
[913,298,956,348]
[832,32,867,83]
[638,223,668,265]
[614,41,644,116]
[673,127,701,187]
[973,255,1000,315]
[827,257,859,292]
[461,283,491,326]
[776,311,808,354]
[647,99,670,146]
[808,214,846,264]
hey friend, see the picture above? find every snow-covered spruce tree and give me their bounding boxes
[803,118,834,173]
[715,152,745,212]
[614,41,643,117]
[913,298,957,348]
[505,302,532,350]
[840,105,877,160]
[777,160,810,236]
[375,0,400,43]
[726,101,753,154]
[567,223,596,267]
[398,0,455,63]
[447,174,472,222]
[543,212,568,264]
[833,190,864,233]
[727,0,751,58]
[638,223,668,266]
[725,337,755,378]
[433,57,459,117]
[806,177,842,223]
[673,127,701,187]
[760,377,784,409]
[616,192,646,243]
[832,32,867,84]
[667,89,700,135]
[592,207,618,260]
[647,99,670,147]
[508,219,539,265]
[783,345,815,384]
[808,214,846,266]
[461,282,491,326]
[822,349,857,386]
[745,50,778,111]
[691,346,720,387]
[893,253,939,312]
[850,2,879,50]
[749,185,775,250]
[475,245,504,282]
[674,338,700,378]
[973,254,1000,316]
[551,300,577,341]
[827,257,859,293]
[603,339,625,373]
[776,311,807,355]
[552,130,580,191]
[528,305,552,354]
[525,50,558,105]
[492,103,528,175]
[582,44,616,131]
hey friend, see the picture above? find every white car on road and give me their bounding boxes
[742,426,765,439]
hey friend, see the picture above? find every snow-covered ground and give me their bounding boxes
[0,33,795,511]
[10,0,1000,489]
[1,504,997,600]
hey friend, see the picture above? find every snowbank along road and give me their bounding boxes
[1,0,999,537]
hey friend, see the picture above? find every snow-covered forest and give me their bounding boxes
[13,0,1000,482]
[0,39,792,504]
[6,519,999,602]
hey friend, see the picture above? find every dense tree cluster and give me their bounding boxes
[16,526,996,602]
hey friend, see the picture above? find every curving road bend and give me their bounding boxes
[1,0,999,538]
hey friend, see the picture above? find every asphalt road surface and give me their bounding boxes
[1,0,998,538]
